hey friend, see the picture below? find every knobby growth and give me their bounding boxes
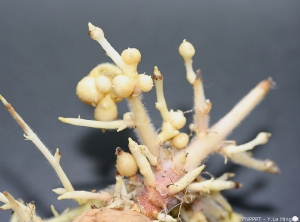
[0,23,279,222]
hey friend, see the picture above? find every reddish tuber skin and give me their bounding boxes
[133,167,184,219]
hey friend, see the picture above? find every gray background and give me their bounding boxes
[0,1,299,221]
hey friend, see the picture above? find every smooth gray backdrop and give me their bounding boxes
[0,1,299,221]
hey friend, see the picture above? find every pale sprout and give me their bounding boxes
[187,179,242,193]
[153,67,190,145]
[179,39,196,84]
[168,165,206,194]
[128,138,156,187]
[138,145,158,166]
[0,22,279,222]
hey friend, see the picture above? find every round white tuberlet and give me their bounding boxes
[94,95,118,121]
[76,76,104,106]
[115,148,138,177]
[138,74,153,92]
[171,133,189,150]
[112,75,135,99]
[89,63,122,78]
[179,39,195,60]
[169,110,186,130]
[95,75,112,93]
[121,48,141,65]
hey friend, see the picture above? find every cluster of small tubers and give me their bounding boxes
[0,22,279,222]
[76,61,153,122]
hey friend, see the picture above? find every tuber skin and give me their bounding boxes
[73,208,151,222]
[0,23,279,222]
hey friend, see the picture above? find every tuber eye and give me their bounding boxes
[109,91,123,103]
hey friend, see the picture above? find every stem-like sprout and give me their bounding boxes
[181,79,273,170]
[0,96,75,193]
[88,23,160,157]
